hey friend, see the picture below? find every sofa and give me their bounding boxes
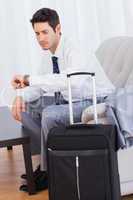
[82,36,133,196]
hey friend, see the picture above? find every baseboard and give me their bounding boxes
[121,181,133,196]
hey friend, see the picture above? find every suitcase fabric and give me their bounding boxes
[47,73,121,200]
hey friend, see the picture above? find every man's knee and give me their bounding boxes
[41,105,68,129]
[21,111,41,133]
[41,106,59,125]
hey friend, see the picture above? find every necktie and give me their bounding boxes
[52,56,60,74]
[51,56,61,104]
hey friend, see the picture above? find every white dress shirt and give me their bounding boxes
[18,36,115,102]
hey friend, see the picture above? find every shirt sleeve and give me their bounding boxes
[17,86,42,102]
[16,54,49,102]
[29,47,88,93]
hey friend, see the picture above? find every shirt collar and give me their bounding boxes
[51,35,64,58]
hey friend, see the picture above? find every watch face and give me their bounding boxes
[24,75,30,86]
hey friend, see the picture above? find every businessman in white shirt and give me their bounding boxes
[11,8,114,192]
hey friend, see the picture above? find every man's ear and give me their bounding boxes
[55,24,61,34]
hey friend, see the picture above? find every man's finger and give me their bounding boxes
[12,105,18,120]
[11,75,24,89]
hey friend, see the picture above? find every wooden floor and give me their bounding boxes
[0,146,133,200]
[0,146,48,200]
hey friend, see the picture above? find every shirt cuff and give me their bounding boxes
[29,75,38,86]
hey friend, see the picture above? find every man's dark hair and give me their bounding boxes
[30,8,60,31]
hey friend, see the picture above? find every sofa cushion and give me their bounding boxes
[126,68,133,85]
[95,36,133,88]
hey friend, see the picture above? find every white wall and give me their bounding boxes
[0,0,133,105]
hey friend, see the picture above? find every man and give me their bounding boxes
[11,8,114,192]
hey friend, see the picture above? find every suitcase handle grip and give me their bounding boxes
[67,72,95,78]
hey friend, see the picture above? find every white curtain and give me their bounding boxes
[0,0,133,105]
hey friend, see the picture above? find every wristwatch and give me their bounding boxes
[23,74,30,86]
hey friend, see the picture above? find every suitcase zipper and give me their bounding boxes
[76,156,80,200]
[48,148,81,199]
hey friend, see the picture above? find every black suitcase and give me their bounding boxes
[47,72,121,200]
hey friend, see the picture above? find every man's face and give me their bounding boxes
[33,22,60,51]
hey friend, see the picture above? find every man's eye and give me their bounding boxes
[35,32,39,36]
[42,31,48,34]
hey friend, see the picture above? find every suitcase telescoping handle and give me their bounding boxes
[67,72,98,125]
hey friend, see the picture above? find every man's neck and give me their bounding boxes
[50,35,61,54]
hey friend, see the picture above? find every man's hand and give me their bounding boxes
[11,96,26,122]
[11,75,29,89]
